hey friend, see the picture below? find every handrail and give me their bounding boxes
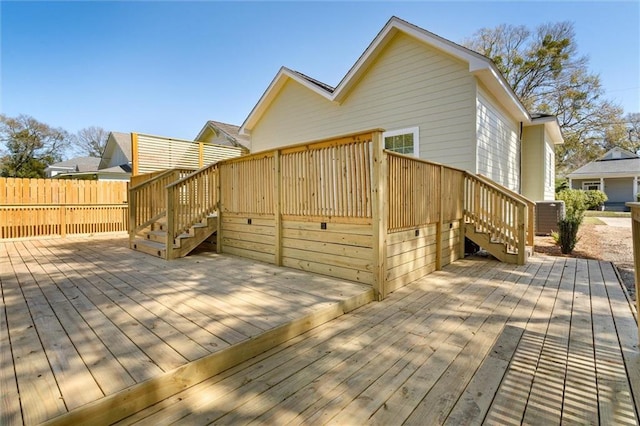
[129,168,196,236]
[475,174,534,207]
[165,163,219,258]
[463,173,532,262]
[473,173,535,247]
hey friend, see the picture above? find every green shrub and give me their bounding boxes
[556,189,587,222]
[584,190,607,210]
[554,189,588,254]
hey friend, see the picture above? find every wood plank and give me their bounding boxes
[597,261,640,424]
[521,257,576,425]
[3,243,67,425]
[561,258,598,425]
[483,257,567,425]
[42,289,373,426]
[0,243,25,426]
[282,228,372,248]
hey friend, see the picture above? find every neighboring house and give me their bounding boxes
[239,16,563,201]
[195,120,250,152]
[567,147,640,210]
[100,132,132,171]
[45,156,100,178]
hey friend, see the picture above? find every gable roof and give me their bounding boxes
[46,156,100,172]
[99,132,132,169]
[240,16,558,138]
[567,148,640,178]
[194,120,250,149]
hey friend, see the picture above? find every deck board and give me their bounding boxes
[2,236,638,425]
[0,235,372,425]
[120,255,638,426]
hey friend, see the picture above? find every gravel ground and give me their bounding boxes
[535,218,635,300]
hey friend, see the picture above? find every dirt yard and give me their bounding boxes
[535,216,635,300]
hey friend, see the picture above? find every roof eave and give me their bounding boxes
[527,115,564,145]
[241,68,334,135]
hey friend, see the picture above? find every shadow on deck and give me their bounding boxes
[0,235,373,426]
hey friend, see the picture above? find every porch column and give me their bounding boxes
[634,176,639,202]
[568,177,572,190]
[600,177,604,191]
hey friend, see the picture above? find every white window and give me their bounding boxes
[582,181,601,191]
[383,127,419,157]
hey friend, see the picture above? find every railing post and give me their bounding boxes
[166,186,174,260]
[436,165,444,270]
[371,131,388,301]
[128,187,136,241]
[459,173,467,259]
[198,142,204,168]
[216,166,223,254]
[131,133,139,176]
[517,202,526,265]
[626,202,640,342]
[274,150,282,266]
[527,202,535,247]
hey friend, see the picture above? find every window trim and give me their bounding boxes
[582,181,601,191]
[383,127,420,157]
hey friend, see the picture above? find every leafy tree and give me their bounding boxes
[74,126,109,157]
[625,112,640,154]
[0,114,70,178]
[464,22,627,175]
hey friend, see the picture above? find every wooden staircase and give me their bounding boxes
[128,164,220,260]
[464,223,533,264]
[130,214,217,259]
[463,174,536,265]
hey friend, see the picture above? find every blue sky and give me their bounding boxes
[1,1,638,150]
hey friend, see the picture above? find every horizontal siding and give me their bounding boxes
[221,215,276,264]
[476,87,520,192]
[251,33,476,171]
[281,220,374,284]
[385,220,462,294]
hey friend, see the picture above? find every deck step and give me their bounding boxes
[131,238,166,258]
[464,223,531,265]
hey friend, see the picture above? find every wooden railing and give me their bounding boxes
[128,168,195,235]
[627,202,639,338]
[280,137,373,218]
[220,153,275,215]
[166,163,219,252]
[464,173,534,264]
[387,153,464,231]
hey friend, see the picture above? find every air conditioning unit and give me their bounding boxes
[535,201,565,236]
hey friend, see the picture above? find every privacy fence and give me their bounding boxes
[0,177,129,239]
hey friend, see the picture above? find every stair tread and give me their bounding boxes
[133,239,165,249]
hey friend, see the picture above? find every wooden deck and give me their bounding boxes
[115,255,640,425]
[0,235,373,426]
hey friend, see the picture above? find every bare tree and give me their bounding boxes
[464,22,627,175]
[74,126,109,157]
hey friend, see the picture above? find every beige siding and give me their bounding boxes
[251,33,476,171]
[544,130,556,200]
[521,126,543,201]
[476,86,520,192]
